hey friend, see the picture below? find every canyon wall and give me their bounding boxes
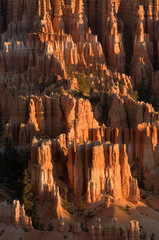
[3,92,159,175]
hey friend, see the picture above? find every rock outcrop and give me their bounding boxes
[68,141,140,203]
[30,138,62,218]
[98,92,159,128]
[90,218,150,240]
[4,94,99,145]
[0,0,106,82]
[75,123,158,172]
[130,20,153,88]
[0,200,32,230]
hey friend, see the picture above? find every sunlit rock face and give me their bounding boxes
[30,138,63,219]
[68,141,140,203]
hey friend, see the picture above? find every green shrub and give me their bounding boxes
[0,137,30,199]
[81,221,89,232]
[68,224,72,232]
[0,230,5,237]
[0,110,4,147]
[119,227,124,236]
[48,223,54,231]
[76,73,91,95]
[99,71,105,81]
[149,184,154,194]
[59,87,64,96]
[67,65,74,79]
[125,204,131,213]
[125,204,130,210]
[138,80,150,103]
[68,91,74,97]
[22,170,33,215]
[132,90,139,101]
[31,212,41,230]
[138,167,145,189]
[141,194,147,199]
[63,187,68,209]
[151,234,155,240]
[79,200,85,214]
[140,232,146,239]
[38,76,43,85]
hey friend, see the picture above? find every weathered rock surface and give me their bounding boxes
[30,137,63,218]
[4,94,99,145]
[0,200,32,230]
[90,218,145,240]
[98,92,159,128]
[67,141,140,203]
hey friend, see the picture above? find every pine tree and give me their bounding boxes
[22,169,33,215]
[0,152,5,182]
[48,223,54,231]
[63,187,68,209]
[138,167,145,189]
[150,184,154,194]
[0,110,4,147]
[4,136,20,179]
[79,200,85,214]
[134,157,140,179]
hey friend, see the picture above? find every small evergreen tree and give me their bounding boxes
[0,152,5,182]
[150,184,154,194]
[67,65,74,79]
[138,167,145,189]
[48,223,54,231]
[63,187,68,209]
[151,233,155,240]
[134,157,140,179]
[132,90,139,102]
[138,79,150,103]
[119,227,124,236]
[38,76,43,85]
[4,136,18,178]
[22,169,33,215]
[59,87,64,96]
[87,205,91,216]
[76,73,91,95]
[0,110,4,147]
[79,200,85,214]
[99,71,105,81]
